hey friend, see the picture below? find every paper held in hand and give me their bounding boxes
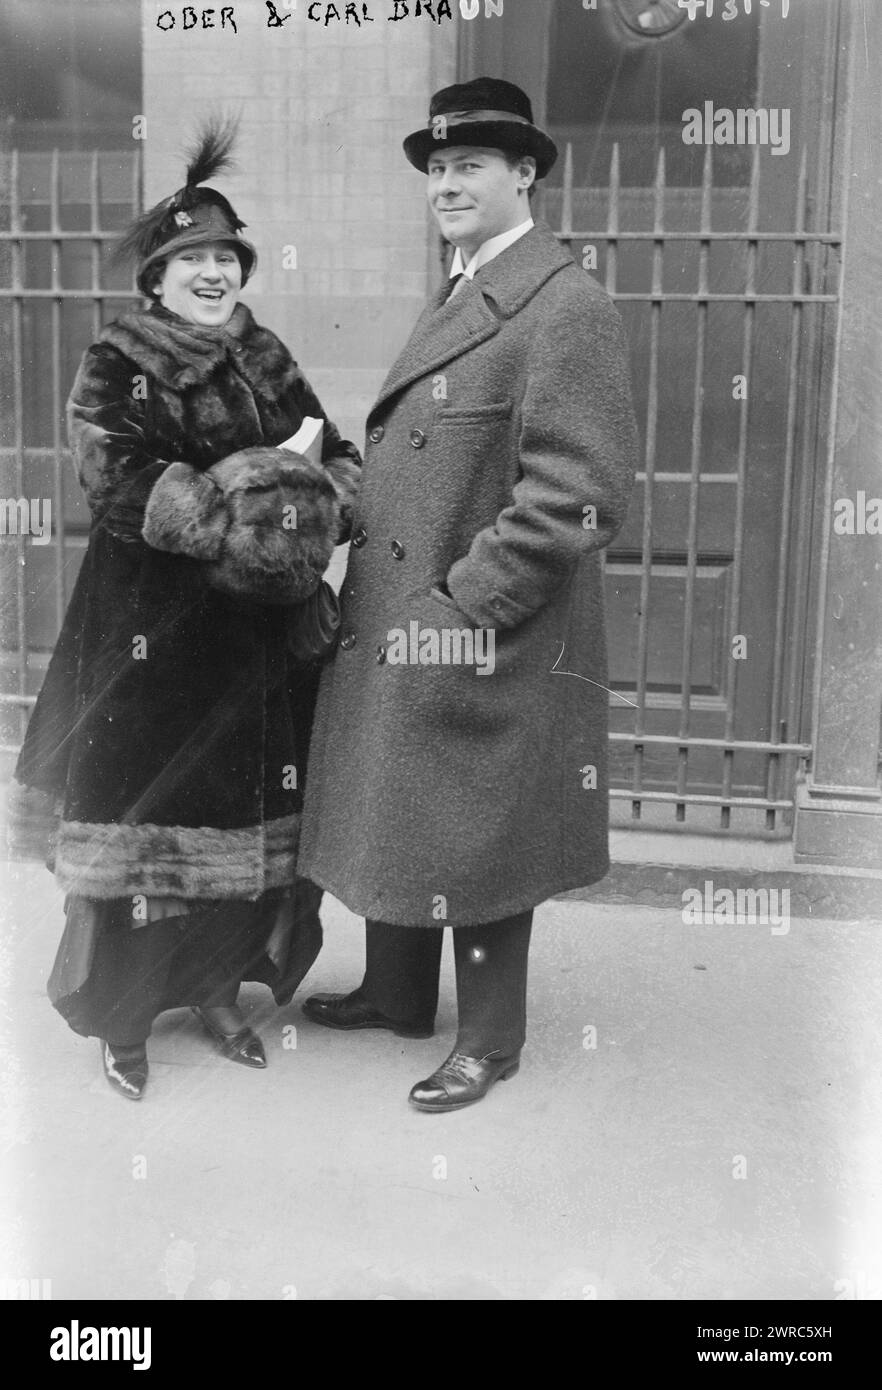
[278,414,345,590]
[279,416,324,466]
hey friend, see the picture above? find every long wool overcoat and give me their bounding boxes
[9,301,360,902]
[298,222,638,926]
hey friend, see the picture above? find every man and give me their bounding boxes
[298,78,638,1111]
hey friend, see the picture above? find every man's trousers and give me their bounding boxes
[359,910,533,1058]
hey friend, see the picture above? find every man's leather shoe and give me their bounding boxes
[192,1007,267,1069]
[408,1050,521,1112]
[101,1041,148,1100]
[302,990,434,1038]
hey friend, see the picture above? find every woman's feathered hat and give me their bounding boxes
[115,116,257,297]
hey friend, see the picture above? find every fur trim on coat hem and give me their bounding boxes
[49,813,301,901]
[5,780,61,865]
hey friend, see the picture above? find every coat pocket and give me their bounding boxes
[387,590,515,735]
[428,584,467,616]
[435,400,513,425]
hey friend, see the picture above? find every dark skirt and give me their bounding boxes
[48,876,324,1045]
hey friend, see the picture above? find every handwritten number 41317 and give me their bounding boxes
[677,0,791,18]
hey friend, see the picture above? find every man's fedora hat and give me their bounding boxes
[403,77,559,180]
[114,116,257,298]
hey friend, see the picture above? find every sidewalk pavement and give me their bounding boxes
[1,862,880,1301]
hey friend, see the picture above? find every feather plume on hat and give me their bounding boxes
[180,115,240,193]
[114,115,257,295]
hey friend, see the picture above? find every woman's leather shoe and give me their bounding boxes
[408,1050,521,1112]
[101,1041,148,1100]
[302,990,434,1038]
[192,1007,267,1068]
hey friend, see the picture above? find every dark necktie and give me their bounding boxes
[447,272,468,301]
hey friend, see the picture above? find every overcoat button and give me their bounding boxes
[376,646,387,664]
[351,527,367,548]
[391,540,405,560]
[341,633,357,650]
[369,425,385,443]
[409,429,426,449]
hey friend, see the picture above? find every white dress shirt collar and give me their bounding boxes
[449,217,534,281]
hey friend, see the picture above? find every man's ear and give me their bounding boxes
[518,158,537,192]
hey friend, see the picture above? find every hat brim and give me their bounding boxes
[403,121,558,180]
[137,227,257,296]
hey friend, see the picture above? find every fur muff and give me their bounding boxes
[203,446,339,605]
[142,462,230,560]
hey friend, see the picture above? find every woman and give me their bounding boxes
[7,121,360,1100]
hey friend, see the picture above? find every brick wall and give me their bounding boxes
[142,0,458,449]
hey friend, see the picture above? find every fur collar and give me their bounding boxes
[99,302,297,395]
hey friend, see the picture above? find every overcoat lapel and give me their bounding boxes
[370,223,575,417]
[372,280,500,415]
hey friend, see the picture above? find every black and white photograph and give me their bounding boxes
[0,0,879,1334]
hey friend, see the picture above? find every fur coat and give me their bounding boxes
[298,223,638,925]
[8,301,361,901]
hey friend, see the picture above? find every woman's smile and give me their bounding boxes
[157,243,243,325]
